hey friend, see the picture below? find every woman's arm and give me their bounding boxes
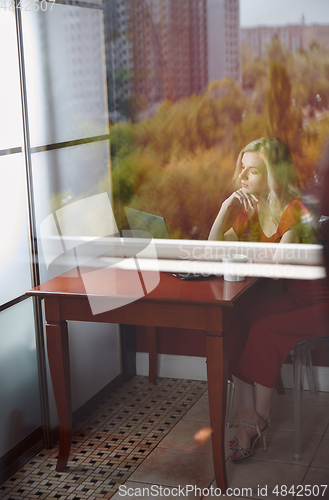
[208,203,239,240]
[208,190,258,241]
[279,227,300,244]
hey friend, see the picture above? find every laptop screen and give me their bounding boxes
[124,207,171,240]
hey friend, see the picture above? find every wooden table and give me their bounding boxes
[27,268,261,491]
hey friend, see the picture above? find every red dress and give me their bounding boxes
[228,199,329,388]
[232,199,311,243]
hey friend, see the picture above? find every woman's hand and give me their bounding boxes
[223,189,258,217]
[208,190,258,241]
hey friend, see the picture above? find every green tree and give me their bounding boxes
[266,35,289,65]
[266,61,291,140]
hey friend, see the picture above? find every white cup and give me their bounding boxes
[222,254,248,282]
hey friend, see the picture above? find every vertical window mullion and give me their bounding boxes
[14,0,51,449]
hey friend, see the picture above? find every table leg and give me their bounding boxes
[46,320,72,472]
[146,326,159,383]
[120,324,137,382]
[206,332,228,493]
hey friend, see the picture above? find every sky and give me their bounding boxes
[240,0,329,27]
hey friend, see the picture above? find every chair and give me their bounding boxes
[226,380,235,429]
[226,335,329,460]
[290,335,329,459]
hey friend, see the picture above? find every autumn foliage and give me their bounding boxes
[110,39,329,238]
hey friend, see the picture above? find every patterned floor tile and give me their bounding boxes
[1,377,207,499]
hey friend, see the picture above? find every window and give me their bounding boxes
[0,0,119,476]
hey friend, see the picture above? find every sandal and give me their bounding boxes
[228,415,274,450]
[229,419,269,461]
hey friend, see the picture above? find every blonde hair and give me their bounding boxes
[233,137,300,224]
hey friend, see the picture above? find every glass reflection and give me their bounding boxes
[0,154,32,305]
[21,3,108,147]
[31,140,111,281]
[106,0,328,244]
[0,299,41,456]
[0,11,23,150]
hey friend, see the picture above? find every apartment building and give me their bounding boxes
[105,0,240,118]
[207,0,240,84]
[241,23,329,58]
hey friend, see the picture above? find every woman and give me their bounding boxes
[209,136,308,244]
[209,137,329,461]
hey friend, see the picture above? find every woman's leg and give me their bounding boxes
[236,299,329,389]
[232,376,256,424]
[255,383,273,423]
[229,376,270,457]
[228,293,298,456]
[228,293,299,380]
[230,298,329,458]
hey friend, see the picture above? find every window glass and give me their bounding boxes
[108,0,327,244]
[0,299,41,456]
[0,154,32,305]
[31,140,112,281]
[0,11,23,150]
[21,4,108,148]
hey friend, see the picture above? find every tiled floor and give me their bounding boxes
[1,376,329,500]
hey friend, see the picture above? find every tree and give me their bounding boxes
[266,61,291,140]
[266,35,289,64]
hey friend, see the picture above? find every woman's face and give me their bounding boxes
[239,152,269,198]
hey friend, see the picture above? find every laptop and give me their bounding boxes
[124,207,206,280]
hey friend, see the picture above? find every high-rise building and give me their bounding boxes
[105,0,240,119]
[207,0,240,84]
[104,0,133,120]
